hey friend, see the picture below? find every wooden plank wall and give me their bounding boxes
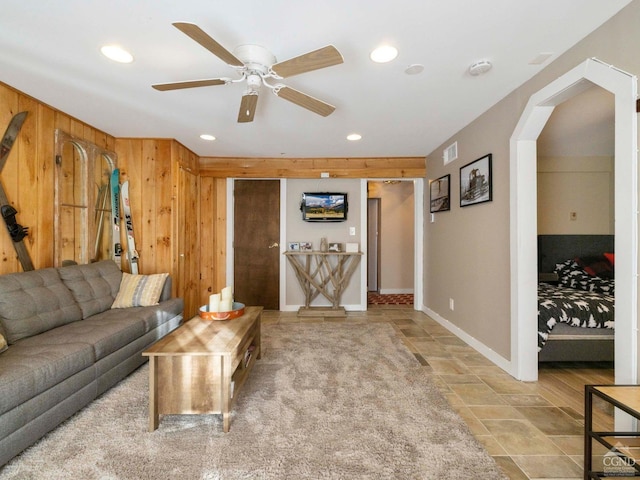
[199,177,227,303]
[199,156,426,178]
[0,80,205,318]
[115,138,203,318]
[0,82,115,275]
[172,142,200,318]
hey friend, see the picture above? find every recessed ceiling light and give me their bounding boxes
[100,45,133,64]
[200,134,216,141]
[347,133,362,141]
[405,64,424,75]
[370,45,398,63]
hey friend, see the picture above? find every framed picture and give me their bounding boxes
[299,242,313,251]
[288,242,300,251]
[429,174,450,213]
[328,242,342,252]
[460,154,492,207]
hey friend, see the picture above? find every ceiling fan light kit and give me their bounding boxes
[152,22,344,123]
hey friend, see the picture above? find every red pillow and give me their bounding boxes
[604,252,615,265]
[574,254,614,279]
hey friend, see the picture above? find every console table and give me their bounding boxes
[584,385,640,479]
[284,251,362,315]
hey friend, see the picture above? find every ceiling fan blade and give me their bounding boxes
[238,93,258,123]
[152,78,228,91]
[271,45,343,78]
[172,22,244,67]
[275,86,336,117]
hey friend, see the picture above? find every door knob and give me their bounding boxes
[268,242,279,249]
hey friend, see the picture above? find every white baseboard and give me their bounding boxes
[422,306,513,376]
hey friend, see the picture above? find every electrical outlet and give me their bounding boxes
[449,298,454,311]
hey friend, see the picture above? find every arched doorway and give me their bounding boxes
[510,58,637,391]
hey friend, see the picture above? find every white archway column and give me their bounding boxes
[510,59,638,392]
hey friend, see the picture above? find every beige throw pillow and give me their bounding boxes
[0,332,7,354]
[111,272,169,309]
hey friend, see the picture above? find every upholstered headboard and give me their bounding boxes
[537,234,614,273]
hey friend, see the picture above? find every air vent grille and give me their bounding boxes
[443,142,458,165]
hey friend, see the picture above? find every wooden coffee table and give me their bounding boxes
[142,306,262,432]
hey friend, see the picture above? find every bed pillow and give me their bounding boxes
[555,260,614,296]
[574,254,614,279]
[604,252,615,266]
[111,273,169,308]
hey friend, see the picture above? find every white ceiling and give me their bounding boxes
[0,0,631,158]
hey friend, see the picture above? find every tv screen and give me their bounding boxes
[301,192,348,222]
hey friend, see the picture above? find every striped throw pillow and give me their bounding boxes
[111,272,169,309]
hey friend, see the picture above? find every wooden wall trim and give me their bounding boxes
[198,157,426,178]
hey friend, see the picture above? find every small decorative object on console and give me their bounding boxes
[300,242,312,251]
[288,242,300,251]
[345,242,358,253]
[328,242,341,252]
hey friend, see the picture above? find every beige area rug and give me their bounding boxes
[0,323,506,479]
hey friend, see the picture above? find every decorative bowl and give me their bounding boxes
[199,302,245,321]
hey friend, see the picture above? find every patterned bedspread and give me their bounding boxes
[537,282,614,351]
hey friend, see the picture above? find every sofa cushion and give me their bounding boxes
[112,272,169,308]
[0,268,83,344]
[58,260,122,319]
[18,311,146,361]
[0,341,94,415]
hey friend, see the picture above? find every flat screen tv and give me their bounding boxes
[301,192,348,222]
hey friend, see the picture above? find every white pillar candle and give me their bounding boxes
[221,286,233,301]
[209,293,221,312]
[220,299,233,312]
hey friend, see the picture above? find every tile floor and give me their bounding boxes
[262,305,617,480]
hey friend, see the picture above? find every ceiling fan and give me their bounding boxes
[152,22,344,123]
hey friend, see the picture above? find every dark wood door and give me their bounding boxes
[233,180,280,310]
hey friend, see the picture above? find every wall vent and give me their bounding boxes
[443,142,458,165]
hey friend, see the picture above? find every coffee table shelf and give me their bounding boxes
[584,385,640,479]
[143,306,262,432]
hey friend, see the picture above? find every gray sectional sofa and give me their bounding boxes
[0,260,184,466]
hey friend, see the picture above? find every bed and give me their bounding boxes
[537,235,615,362]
